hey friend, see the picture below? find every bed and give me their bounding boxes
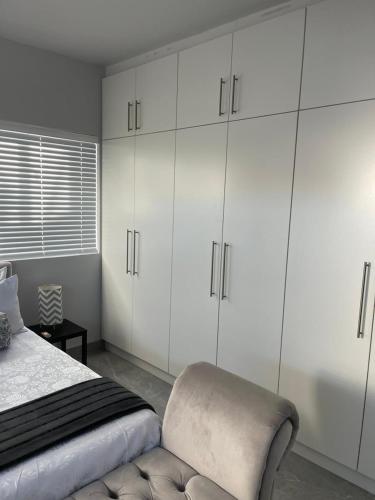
[0,327,161,500]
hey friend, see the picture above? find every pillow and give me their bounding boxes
[0,267,7,281]
[0,312,11,349]
[0,275,24,334]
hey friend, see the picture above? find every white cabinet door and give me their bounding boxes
[102,138,135,353]
[135,55,177,135]
[102,69,135,140]
[217,113,296,392]
[132,131,175,371]
[177,35,232,128]
[359,338,375,479]
[230,9,304,120]
[279,102,375,469]
[169,123,227,376]
[301,0,375,108]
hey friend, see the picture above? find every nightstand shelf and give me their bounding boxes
[28,319,88,365]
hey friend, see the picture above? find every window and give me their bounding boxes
[0,128,98,260]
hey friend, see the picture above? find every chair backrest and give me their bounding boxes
[162,362,298,500]
[0,261,12,278]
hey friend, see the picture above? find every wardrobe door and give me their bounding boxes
[217,113,297,392]
[169,123,227,376]
[132,131,175,371]
[102,69,136,139]
[177,35,232,129]
[301,0,375,109]
[230,9,304,121]
[359,340,375,479]
[102,137,135,353]
[279,102,375,469]
[135,54,177,135]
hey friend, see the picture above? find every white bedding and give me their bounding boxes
[0,329,161,500]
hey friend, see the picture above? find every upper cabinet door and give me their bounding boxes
[279,102,375,469]
[102,69,135,140]
[177,35,232,128]
[135,54,177,135]
[301,0,375,109]
[230,9,305,120]
[217,113,297,392]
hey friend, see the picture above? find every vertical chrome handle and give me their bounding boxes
[210,241,218,296]
[221,243,229,300]
[218,78,225,116]
[357,262,371,338]
[133,230,139,275]
[135,100,141,130]
[127,102,133,131]
[231,75,238,114]
[126,229,132,274]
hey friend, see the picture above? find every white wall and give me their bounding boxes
[0,37,104,343]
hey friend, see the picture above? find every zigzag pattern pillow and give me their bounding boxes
[0,312,11,349]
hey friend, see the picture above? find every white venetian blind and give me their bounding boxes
[0,128,98,260]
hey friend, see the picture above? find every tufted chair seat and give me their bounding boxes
[66,362,298,500]
[66,447,234,500]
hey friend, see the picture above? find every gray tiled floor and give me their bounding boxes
[87,350,375,500]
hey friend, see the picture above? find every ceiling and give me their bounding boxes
[0,0,292,66]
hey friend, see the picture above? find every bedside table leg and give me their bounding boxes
[82,331,88,365]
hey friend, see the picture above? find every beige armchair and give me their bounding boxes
[67,362,298,500]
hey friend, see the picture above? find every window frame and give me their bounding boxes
[0,120,100,262]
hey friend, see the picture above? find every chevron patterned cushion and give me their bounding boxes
[0,268,7,281]
[0,275,24,334]
[38,285,63,326]
[0,312,11,349]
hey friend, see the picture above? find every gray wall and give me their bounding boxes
[0,37,102,136]
[0,37,103,343]
[14,255,101,343]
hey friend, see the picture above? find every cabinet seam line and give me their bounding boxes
[356,296,375,469]
[277,7,306,395]
[130,136,136,355]
[167,53,179,374]
[215,32,234,366]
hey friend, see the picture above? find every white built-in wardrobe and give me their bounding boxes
[102,0,375,488]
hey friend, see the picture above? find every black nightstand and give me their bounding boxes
[28,319,88,365]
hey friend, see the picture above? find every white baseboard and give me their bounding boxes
[104,341,175,385]
[293,442,375,494]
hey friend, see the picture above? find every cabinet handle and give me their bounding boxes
[218,78,225,116]
[126,229,132,274]
[133,230,140,275]
[231,75,239,114]
[127,102,133,131]
[210,241,218,296]
[135,100,141,130]
[221,243,229,300]
[357,262,371,338]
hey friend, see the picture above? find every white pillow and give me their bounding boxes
[0,267,7,281]
[0,275,24,334]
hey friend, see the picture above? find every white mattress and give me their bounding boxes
[0,329,161,500]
